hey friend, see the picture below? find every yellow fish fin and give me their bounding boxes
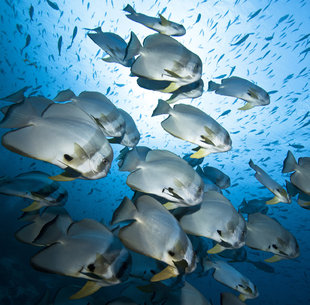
[264,254,284,263]
[266,196,281,205]
[238,102,254,111]
[21,201,42,212]
[160,82,181,93]
[69,281,102,300]
[150,265,178,282]
[207,243,225,254]
[190,148,209,159]
[49,174,78,181]
[159,14,170,26]
[239,294,248,302]
[163,202,178,210]
[301,201,310,206]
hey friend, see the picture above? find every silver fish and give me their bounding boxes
[220,292,246,305]
[31,219,131,299]
[246,213,300,262]
[0,171,68,211]
[0,97,113,180]
[152,99,232,158]
[249,159,291,204]
[119,148,204,208]
[54,89,126,138]
[111,195,196,282]
[179,191,247,253]
[202,165,231,189]
[203,259,258,301]
[123,4,186,36]
[282,150,310,195]
[127,33,202,91]
[208,76,270,110]
[87,28,134,67]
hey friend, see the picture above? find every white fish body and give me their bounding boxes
[109,108,140,147]
[282,150,310,195]
[123,5,186,36]
[129,34,202,89]
[0,171,68,211]
[246,213,300,261]
[208,76,270,110]
[179,191,247,250]
[54,90,126,138]
[204,259,258,300]
[249,159,291,204]
[152,100,232,158]
[111,195,196,281]
[87,28,134,67]
[1,99,113,180]
[121,149,204,207]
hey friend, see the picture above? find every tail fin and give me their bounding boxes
[111,197,137,225]
[282,150,297,173]
[123,4,136,14]
[124,31,142,61]
[208,81,220,92]
[152,99,172,117]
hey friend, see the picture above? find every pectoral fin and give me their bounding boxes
[160,82,181,93]
[238,102,254,111]
[49,167,81,181]
[264,255,284,263]
[163,202,179,210]
[150,265,178,282]
[239,294,247,302]
[266,196,280,205]
[21,201,43,212]
[190,148,209,159]
[69,281,102,299]
[207,243,225,254]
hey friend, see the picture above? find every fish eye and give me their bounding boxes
[64,154,73,162]
[168,250,175,257]
[238,284,246,288]
[87,263,95,272]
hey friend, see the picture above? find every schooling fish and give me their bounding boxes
[87,28,134,67]
[203,259,258,301]
[123,4,186,36]
[31,218,131,299]
[0,171,68,212]
[58,35,62,56]
[21,34,31,54]
[0,97,113,180]
[29,4,34,21]
[67,26,78,49]
[47,0,60,10]
[238,198,269,215]
[126,33,202,91]
[119,148,204,208]
[179,191,247,253]
[165,79,204,104]
[15,206,72,246]
[282,150,310,195]
[111,195,196,282]
[108,108,140,147]
[246,213,300,262]
[249,159,291,205]
[152,99,232,158]
[286,180,310,210]
[208,76,270,110]
[196,166,222,193]
[54,89,125,138]
[202,165,231,189]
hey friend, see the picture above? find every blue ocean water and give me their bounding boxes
[0,0,309,304]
